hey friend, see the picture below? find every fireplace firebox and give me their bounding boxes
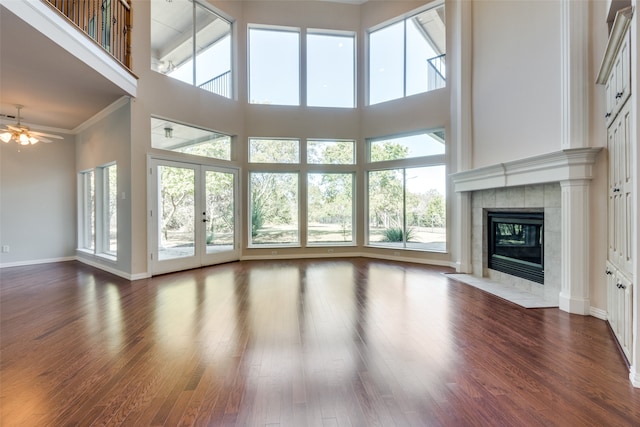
[488,211,544,284]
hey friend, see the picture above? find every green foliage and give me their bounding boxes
[251,198,264,237]
[426,193,445,228]
[370,141,410,162]
[382,227,414,242]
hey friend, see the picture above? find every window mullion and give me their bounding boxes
[403,19,407,98]
[192,2,197,86]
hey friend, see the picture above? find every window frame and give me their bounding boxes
[367,0,446,105]
[99,162,118,257]
[248,25,301,106]
[306,29,357,108]
[78,169,95,252]
[365,129,447,253]
[151,0,234,98]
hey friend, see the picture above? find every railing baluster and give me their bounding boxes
[44,0,131,69]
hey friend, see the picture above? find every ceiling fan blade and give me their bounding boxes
[38,136,54,143]
[7,125,22,131]
[30,131,64,139]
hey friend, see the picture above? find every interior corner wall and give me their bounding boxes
[588,0,611,314]
[75,100,133,275]
[0,135,76,265]
[471,0,562,168]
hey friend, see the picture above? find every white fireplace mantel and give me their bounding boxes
[450,148,602,193]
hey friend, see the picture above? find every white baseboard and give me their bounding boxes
[0,256,76,268]
[76,256,150,281]
[589,306,607,320]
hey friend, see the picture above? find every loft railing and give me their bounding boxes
[198,70,231,98]
[427,53,446,90]
[45,0,132,70]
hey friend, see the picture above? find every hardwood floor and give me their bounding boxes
[1,259,638,426]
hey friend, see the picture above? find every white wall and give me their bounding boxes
[0,135,76,265]
[471,0,562,168]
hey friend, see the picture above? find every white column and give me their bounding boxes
[560,0,589,149]
[558,179,591,314]
[450,0,473,273]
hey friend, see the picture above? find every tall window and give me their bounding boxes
[248,138,356,247]
[307,139,355,245]
[249,27,300,106]
[151,0,232,98]
[79,170,95,251]
[150,117,232,161]
[369,2,446,105]
[367,131,446,252]
[307,32,355,108]
[250,172,300,246]
[249,139,301,246]
[101,163,117,256]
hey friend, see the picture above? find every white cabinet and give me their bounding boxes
[599,6,634,364]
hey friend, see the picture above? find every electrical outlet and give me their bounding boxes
[1,245,9,253]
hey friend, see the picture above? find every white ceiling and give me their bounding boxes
[0,5,130,132]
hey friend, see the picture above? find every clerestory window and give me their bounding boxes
[151,0,232,98]
[369,1,446,105]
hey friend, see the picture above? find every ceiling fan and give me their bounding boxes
[0,105,64,145]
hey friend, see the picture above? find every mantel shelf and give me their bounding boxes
[450,148,602,193]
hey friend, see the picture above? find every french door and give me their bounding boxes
[150,159,239,275]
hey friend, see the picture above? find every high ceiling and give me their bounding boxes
[0,5,130,133]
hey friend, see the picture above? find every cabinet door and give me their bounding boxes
[617,273,633,360]
[621,106,633,273]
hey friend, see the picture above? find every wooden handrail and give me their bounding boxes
[45,0,132,70]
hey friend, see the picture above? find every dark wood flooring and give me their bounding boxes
[1,259,639,426]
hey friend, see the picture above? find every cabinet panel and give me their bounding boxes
[606,32,631,126]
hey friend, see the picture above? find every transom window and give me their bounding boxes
[151,118,232,161]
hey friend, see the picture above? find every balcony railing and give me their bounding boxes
[198,70,231,98]
[45,0,132,70]
[427,53,446,90]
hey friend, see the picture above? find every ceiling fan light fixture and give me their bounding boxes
[0,105,63,146]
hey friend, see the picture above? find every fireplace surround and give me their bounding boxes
[470,184,561,304]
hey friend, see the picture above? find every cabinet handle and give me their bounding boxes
[616,282,622,289]
[613,188,621,193]
[605,112,612,118]
[606,268,613,275]
[615,92,623,99]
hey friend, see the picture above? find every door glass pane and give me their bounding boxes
[158,165,195,260]
[205,171,235,254]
